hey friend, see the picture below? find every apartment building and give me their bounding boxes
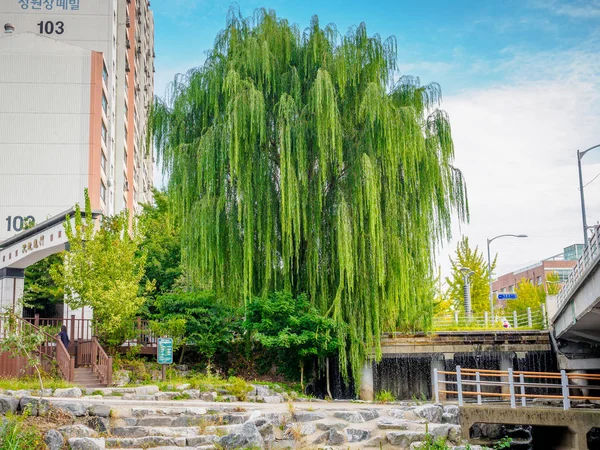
[0,0,154,243]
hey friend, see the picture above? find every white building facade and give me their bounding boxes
[0,0,155,243]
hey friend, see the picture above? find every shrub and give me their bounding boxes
[375,390,396,403]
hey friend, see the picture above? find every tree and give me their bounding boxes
[151,8,468,384]
[52,190,150,347]
[23,254,64,316]
[446,237,495,313]
[138,189,182,298]
[545,271,561,295]
[244,291,341,392]
[505,278,545,314]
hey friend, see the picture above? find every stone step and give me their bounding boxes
[106,436,190,448]
[118,413,249,428]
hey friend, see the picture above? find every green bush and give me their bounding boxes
[375,390,396,403]
[0,414,44,450]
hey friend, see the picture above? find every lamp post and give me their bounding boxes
[577,144,600,247]
[460,267,474,319]
[487,234,528,323]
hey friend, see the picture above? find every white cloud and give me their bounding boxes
[531,0,600,18]
[437,47,600,280]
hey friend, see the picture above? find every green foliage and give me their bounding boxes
[545,271,561,295]
[149,317,187,353]
[506,278,545,314]
[227,376,253,401]
[0,414,44,450]
[446,237,495,313]
[244,291,340,375]
[152,291,240,363]
[375,390,396,403]
[151,7,469,386]
[493,436,513,449]
[138,189,182,298]
[22,254,64,315]
[52,190,150,347]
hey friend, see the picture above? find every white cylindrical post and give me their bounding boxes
[527,308,532,327]
[508,368,516,408]
[519,373,526,407]
[541,304,547,328]
[484,311,489,328]
[561,370,571,410]
[433,368,440,404]
[454,310,459,325]
[456,366,463,406]
[513,310,518,328]
[476,371,482,405]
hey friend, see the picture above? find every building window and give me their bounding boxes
[509,285,514,293]
[100,180,107,203]
[537,276,542,285]
[101,122,107,144]
[102,63,108,84]
[101,152,107,173]
[102,93,108,115]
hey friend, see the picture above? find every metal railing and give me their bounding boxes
[556,227,600,310]
[433,366,600,411]
[433,306,547,331]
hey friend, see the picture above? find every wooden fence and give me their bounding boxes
[434,366,600,411]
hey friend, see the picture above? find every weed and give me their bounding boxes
[91,390,103,396]
[494,437,513,449]
[0,414,45,450]
[232,406,247,412]
[173,393,191,400]
[287,402,295,415]
[375,390,396,403]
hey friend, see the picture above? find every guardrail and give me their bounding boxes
[433,366,600,411]
[556,227,600,310]
[433,306,547,331]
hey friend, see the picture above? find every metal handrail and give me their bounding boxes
[556,227,600,311]
[433,365,600,410]
[433,306,547,330]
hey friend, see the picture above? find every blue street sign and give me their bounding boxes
[157,338,173,364]
[497,293,518,300]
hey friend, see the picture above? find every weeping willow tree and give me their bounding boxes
[152,8,468,384]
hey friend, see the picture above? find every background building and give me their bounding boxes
[492,243,583,295]
[0,0,154,243]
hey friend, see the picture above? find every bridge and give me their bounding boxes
[551,227,600,370]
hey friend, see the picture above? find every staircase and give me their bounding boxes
[73,367,105,389]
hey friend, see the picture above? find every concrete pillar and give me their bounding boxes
[569,370,589,397]
[0,268,25,315]
[431,355,447,402]
[359,362,374,401]
[500,352,515,396]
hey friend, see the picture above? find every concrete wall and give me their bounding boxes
[0,33,94,242]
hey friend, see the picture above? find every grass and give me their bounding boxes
[0,376,74,392]
[375,390,396,403]
[0,414,45,450]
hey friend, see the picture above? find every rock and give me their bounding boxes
[44,429,64,450]
[54,388,83,398]
[271,439,299,449]
[68,437,105,449]
[448,425,462,444]
[262,395,284,403]
[346,428,370,442]
[19,396,50,416]
[313,428,346,446]
[293,411,326,422]
[427,423,451,439]
[58,424,99,438]
[332,411,365,423]
[442,405,459,424]
[88,404,111,418]
[389,407,410,418]
[413,404,443,423]
[176,383,191,391]
[187,435,219,446]
[359,409,380,421]
[364,436,387,447]
[410,442,425,449]
[0,395,19,414]
[5,390,32,399]
[250,417,274,441]
[454,446,484,450]
[155,392,179,401]
[183,389,200,399]
[284,423,316,438]
[471,423,503,439]
[86,417,110,433]
[112,370,130,387]
[200,392,217,402]
[134,385,159,396]
[386,431,426,447]
[252,385,272,397]
[316,421,346,431]
[55,402,88,417]
[377,418,410,430]
[218,422,264,449]
[264,412,292,426]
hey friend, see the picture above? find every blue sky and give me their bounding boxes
[151,0,600,279]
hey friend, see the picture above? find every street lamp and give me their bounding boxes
[577,144,600,247]
[487,234,528,322]
[460,267,475,318]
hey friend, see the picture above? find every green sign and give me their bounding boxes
[157,338,173,364]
